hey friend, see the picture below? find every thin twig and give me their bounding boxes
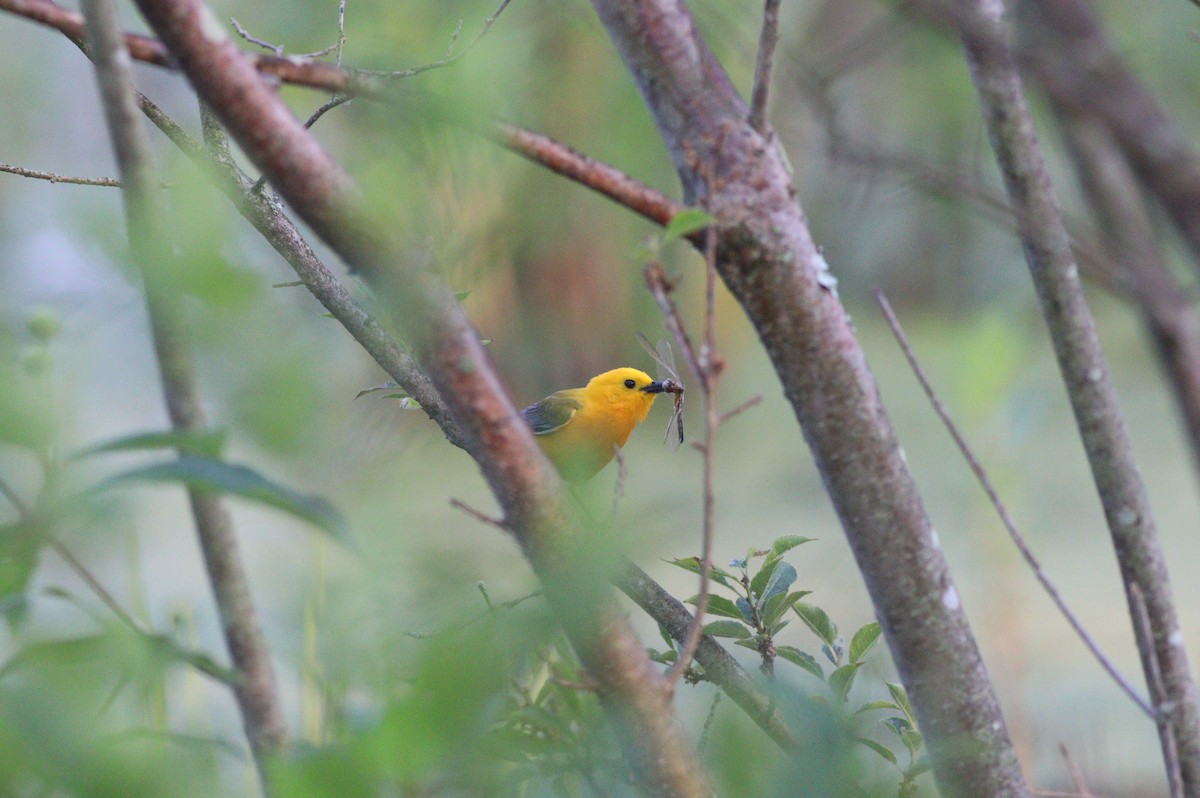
[955,0,1200,787]
[874,289,1154,719]
[698,692,722,754]
[1057,742,1095,798]
[718,394,762,425]
[664,228,719,689]
[449,497,508,529]
[748,0,782,133]
[0,161,122,186]
[229,17,282,56]
[610,444,627,519]
[364,0,512,80]
[1131,582,1184,798]
[47,536,142,632]
[643,262,705,390]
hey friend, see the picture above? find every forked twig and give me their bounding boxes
[875,289,1154,719]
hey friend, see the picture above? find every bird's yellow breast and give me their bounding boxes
[528,368,659,482]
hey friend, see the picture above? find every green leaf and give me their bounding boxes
[100,454,346,541]
[908,757,932,777]
[793,601,838,647]
[886,681,916,725]
[901,728,923,757]
[76,429,228,459]
[735,597,754,623]
[355,381,407,400]
[748,557,779,604]
[776,646,823,680]
[854,701,901,715]
[768,619,790,636]
[766,535,815,564]
[663,208,713,243]
[685,594,743,621]
[454,290,472,302]
[733,638,760,651]
[828,662,863,702]
[761,589,805,628]
[849,621,882,663]
[702,620,750,639]
[758,562,796,608]
[884,717,911,738]
[855,737,898,767]
[664,557,735,589]
[146,635,241,685]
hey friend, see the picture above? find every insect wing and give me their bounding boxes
[665,390,685,449]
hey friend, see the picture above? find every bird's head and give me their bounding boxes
[585,367,665,424]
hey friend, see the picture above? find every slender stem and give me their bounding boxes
[0,161,122,186]
[1131,583,1184,798]
[956,1,1200,791]
[80,0,285,789]
[664,230,719,688]
[875,290,1154,718]
[747,0,782,133]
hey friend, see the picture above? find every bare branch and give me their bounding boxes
[1057,742,1096,798]
[664,229,719,689]
[80,0,285,786]
[875,290,1154,719]
[449,497,507,529]
[1055,112,1200,488]
[954,0,1200,789]
[364,0,513,80]
[747,0,782,133]
[129,0,709,791]
[589,0,1028,794]
[1131,583,1184,798]
[0,161,122,186]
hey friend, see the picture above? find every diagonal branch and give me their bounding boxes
[127,0,710,793]
[953,0,1200,792]
[587,1,1028,796]
[79,0,285,789]
[747,0,782,133]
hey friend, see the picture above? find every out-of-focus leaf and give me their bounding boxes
[854,701,901,715]
[733,638,760,651]
[685,594,743,621]
[793,601,838,647]
[355,381,407,401]
[701,620,750,639]
[848,621,882,663]
[0,634,112,677]
[855,737,898,766]
[828,662,863,702]
[75,429,228,459]
[886,680,916,725]
[664,557,735,589]
[100,454,346,541]
[776,646,823,680]
[662,208,713,243]
[0,521,41,629]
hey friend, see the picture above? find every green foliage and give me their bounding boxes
[666,537,927,795]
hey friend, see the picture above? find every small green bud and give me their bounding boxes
[27,307,61,343]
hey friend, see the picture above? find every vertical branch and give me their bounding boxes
[748,0,782,133]
[79,0,285,789]
[954,0,1200,792]
[660,229,721,688]
[1055,114,1200,485]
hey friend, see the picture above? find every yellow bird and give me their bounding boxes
[522,367,668,482]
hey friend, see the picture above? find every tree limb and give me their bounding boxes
[587,1,1028,795]
[79,0,285,789]
[954,0,1200,792]
[126,0,710,793]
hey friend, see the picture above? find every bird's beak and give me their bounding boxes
[642,381,667,394]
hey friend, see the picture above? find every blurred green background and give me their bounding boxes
[2,0,1199,794]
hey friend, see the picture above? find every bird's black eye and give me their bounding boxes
[624,379,636,389]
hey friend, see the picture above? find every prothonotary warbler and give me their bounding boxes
[522,367,669,482]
